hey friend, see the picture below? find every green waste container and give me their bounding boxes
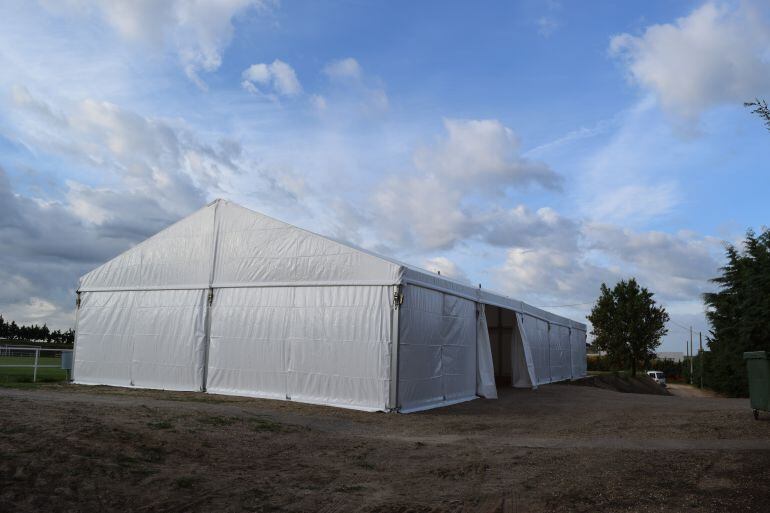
[744,351,770,420]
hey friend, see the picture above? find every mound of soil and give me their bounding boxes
[569,374,671,395]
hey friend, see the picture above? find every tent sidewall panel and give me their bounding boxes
[521,316,551,385]
[74,291,135,386]
[206,285,392,411]
[549,324,572,382]
[74,290,207,391]
[519,313,583,385]
[571,329,587,378]
[397,285,477,411]
[129,289,207,390]
[475,304,497,398]
[512,314,536,388]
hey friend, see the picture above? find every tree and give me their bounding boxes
[745,98,770,131]
[588,278,669,377]
[0,314,74,344]
[704,229,770,396]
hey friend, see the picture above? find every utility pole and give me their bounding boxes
[689,326,694,385]
[699,331,703,389]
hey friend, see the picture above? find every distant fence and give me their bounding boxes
[0,345,73,382]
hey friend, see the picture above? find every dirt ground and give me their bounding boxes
[2,383,769,513]
[666,383,721,398]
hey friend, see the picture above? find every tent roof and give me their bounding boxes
[79,199,585,331]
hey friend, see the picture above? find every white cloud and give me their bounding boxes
[589,182,679,224]
[537,16,560,37]
[310,94,327,111]
[0,85,304,328]
[323,57,363,81]
[318,57,388,114]
[497,246,614,302]
[0,167,145,329]
[372,174,471,250]
[368,119,562,251]
[480,205,578,251]
[489,208,616,305]
[10,85,66,124]
[575,97,683,225]
[365,88,389,112]
[44,0,265,89]
[535,0,562,37]
[1,85,725,343]
[423,256,470,283]
[243,63,271,83]
[494,218,722,322]
[610,1,770,123]
[6,88,267,214]
[414,118,562,191]
[263,60,303,96]
[585,223,721,299]
[242,59,303,98]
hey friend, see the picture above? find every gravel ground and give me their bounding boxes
[667,383,721,398]
[1,383,769,512]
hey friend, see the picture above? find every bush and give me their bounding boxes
[588,354,684,379]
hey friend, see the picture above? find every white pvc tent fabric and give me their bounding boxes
[475,305,497,399]
[75,290,207,391]
[397,285,477,412]
[206,285,392,410]
[74,199,587,412]
[512,312,537,389]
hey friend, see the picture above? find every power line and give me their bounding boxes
[668,318,709,339]
[668,318,691,331]
[667,325,691,335]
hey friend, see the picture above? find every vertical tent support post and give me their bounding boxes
[201,287,214,392]
[569,327,575,381]
[545,322,553,383]
[71,291,82,383]
[200,200,221,393]
[388,284,403,411]
[497,307,503,381]
[475,304,479,393]
[510,309,518,388]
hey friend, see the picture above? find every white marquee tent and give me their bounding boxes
[73,199,587,412]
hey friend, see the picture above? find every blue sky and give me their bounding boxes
[1,0,769,352]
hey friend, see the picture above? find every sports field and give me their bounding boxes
[0,356,69,384]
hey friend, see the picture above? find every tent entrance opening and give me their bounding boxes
[484,305,516,387]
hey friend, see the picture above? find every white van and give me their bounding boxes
[646,370,667,387]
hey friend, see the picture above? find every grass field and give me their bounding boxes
[0,356,69,385]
